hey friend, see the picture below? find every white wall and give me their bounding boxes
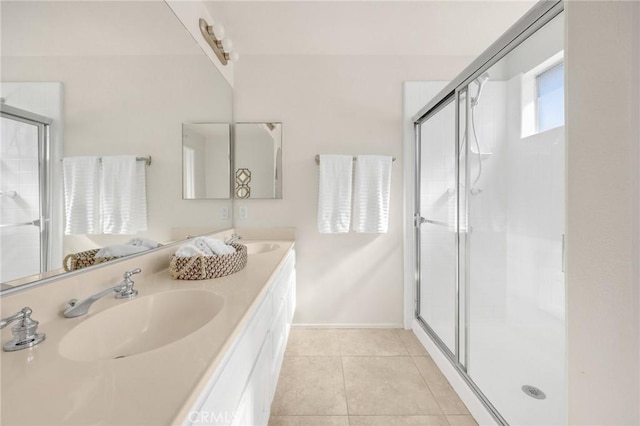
[234,55,472,326]
[566,1,640,424]
[2,55,233,255]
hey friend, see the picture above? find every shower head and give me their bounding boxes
[475,72,490,86]
[471,72,490,107]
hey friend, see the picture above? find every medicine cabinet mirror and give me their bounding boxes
[234,122,283,199]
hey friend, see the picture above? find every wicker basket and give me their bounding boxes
[63,249,119,272]
[169,243,247,280]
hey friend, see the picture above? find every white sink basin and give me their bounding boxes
[59,290,224,361]
[244,242,280,255]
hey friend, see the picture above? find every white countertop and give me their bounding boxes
[0,239,295,426]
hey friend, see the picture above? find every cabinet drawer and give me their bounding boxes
[286,272,296,324]
[231,334,271,426]
[269,302,288,397]
[189,295,272,425]
[271,253,295,315]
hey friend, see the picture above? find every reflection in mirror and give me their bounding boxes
[234,123,283,199]
[182,123,231,199]
[0,1,233,292]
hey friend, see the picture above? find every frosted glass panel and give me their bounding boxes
[418,99,457,354]
[0,116,42,282]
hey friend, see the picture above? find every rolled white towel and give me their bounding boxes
[175,244,208,258]
[192,237,215,256]
[127,237,158,249]
[203,237,236,255]
[96,244,148,258]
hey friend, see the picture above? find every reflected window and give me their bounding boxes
[536,62,565,132]
[183,146,195,199]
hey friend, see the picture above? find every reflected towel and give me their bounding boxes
[352,155,393,233]
[95,244,148,258]
[62,157,101,235]
[101,156,147,234]
[317,155,353,233]
[126,237,159,249]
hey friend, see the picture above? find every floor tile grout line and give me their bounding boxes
[395,328,413,356]
[336,329,352,424]
[409,353,448,419]
[410,354,473,417]
[340,356,353,422]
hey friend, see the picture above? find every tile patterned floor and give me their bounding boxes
[269,329,478,426]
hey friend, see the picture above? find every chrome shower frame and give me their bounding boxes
[0,103,52,275]
[412,1,564,425]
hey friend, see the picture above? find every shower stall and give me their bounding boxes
[0,102,51,283]
[413,2,565,425]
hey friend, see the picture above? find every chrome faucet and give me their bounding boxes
[63,268,141,318]
[225,233,242,245]
[0,307,46,351]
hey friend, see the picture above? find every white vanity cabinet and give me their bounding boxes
[186,249,296,426]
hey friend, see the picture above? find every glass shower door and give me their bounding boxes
[0,112,49,283]
[416,98,458,355]
[462,11,566,426]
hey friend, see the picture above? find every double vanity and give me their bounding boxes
[0,229,296,425]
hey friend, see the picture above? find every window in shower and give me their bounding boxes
[537,62,565,132]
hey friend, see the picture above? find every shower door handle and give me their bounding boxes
[415,214,448,228]
[0,219,40,229]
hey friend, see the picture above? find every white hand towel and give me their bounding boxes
[317,155,353,233]
[192,237,215,256]
[95,244,148,258]
[101,156,148,234]
[352,155,393,233]
[175,244,207,258]
[62,157,101,235]
[203,237,236,255]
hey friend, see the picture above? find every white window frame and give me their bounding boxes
[520,51,564,138]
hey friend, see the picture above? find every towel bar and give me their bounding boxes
[60,156,152,166]
[314,155,396,165]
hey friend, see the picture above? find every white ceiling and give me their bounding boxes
[205,1,536,57]
[1,1,202,57]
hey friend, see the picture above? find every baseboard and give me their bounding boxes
[412,319,498,426]
[292,323,404,329]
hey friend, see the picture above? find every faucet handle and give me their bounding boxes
[123,268,141,280]
[115,268,141,300]
[0,307,46,351]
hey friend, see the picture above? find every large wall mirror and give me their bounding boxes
[0,1,233,292]
[182,123,231,199]
[234,122,283,199]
